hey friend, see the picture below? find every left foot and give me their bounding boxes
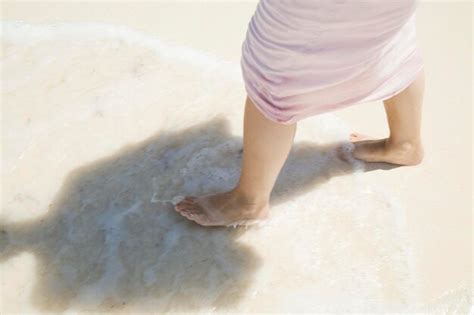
[174,188,270,227]
[348,132,424,165]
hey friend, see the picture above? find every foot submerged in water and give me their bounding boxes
[173,188,270,228]
[345,132,424,166]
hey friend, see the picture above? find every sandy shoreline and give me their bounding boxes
[1,1,472,313]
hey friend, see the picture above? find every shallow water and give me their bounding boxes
[1,21,471,313]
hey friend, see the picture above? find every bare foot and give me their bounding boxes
[349,132,424,166]
[174,188,270,227]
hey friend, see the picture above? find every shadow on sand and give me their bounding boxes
[0,116,395,312]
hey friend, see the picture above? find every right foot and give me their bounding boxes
[348,132,424,166]
[173,188,270,227]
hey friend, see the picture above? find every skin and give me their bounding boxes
[174,69,425,227]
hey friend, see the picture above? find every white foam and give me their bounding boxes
[1,20,238,73]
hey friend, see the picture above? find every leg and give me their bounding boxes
[174,96,297,226]
[350,68,425,165]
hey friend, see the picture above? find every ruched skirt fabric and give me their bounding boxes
[240,0,425,125]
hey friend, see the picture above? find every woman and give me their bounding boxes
[174,0,425,227]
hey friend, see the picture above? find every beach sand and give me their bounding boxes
[1,1,472,313]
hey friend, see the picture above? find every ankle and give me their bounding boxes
[385,137,424,165]
[232,186,270,207]
[385,138,422,152]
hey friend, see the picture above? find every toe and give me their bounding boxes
[176,198,195,209]
[177,206,193,218]
[175,199,195,209]
[176,203,210,226]
[182,199,196,206]
[181,210,194,219]
[350,132,374,142]
[178,203,193,214]
[350,132,361,141]
[187,212,209,226]
[174,202,187,212]
[173,195,214,227]
[179,207,208,225]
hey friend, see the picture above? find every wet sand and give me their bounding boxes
[1,1,471,313]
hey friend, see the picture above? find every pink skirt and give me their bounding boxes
[240,0,425,125]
